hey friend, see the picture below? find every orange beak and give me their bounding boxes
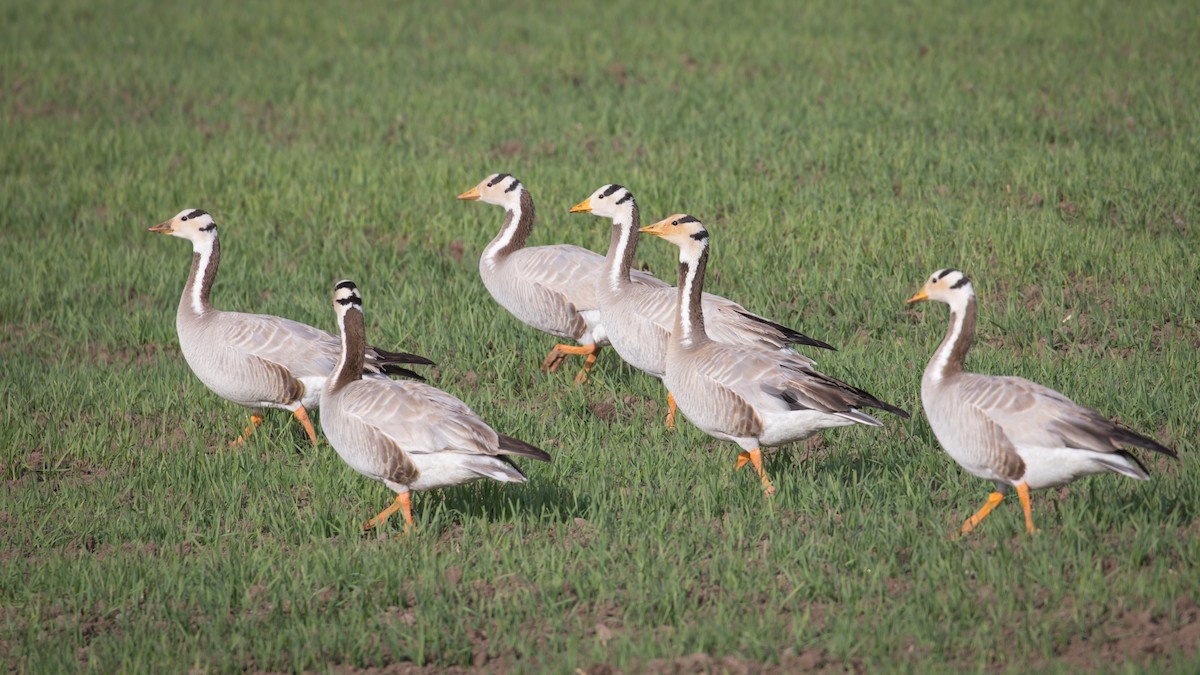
[148,220,174,234]
[456,187,481,201]
[568,198,592,213]
[639,217,672,237]
[906,289,929,304]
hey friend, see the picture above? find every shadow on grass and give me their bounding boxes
[430,478,590,525]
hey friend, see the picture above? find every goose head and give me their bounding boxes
[149,209,217,247]
[569,184,636,220]
[907,268,974,306]
[640,213,709,262]
[457,173,525,208]
[333,279,363,318]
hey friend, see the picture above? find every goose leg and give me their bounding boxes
[1016,482,1037,534]
[960,491,1004,535]
[735,448,775,496]
[363,492,414,533]
[292,405,319,446]
[573,345,601,384]
[540,345,569,372]
[664,392,677,430]
[229,414,264,447]
[541,343,599,380]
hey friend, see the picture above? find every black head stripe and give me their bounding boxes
[934,268,957,281]
[950,275,971,289]
[601,184,624,199]
[486,173,511,188]
[504,177,521,193]
[615,191,633,205]
[678,215,699,225]
[336,296,361,306]
[199,223,217,232]
[335,280,357,292]
[690,230,709,241]
[184,209,208,221]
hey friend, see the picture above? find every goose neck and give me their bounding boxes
[674,245,710,349]
[926,295,976,383]
[605,204,639,289]
[181,235,219,317]
[330,308,367,393]
[482,190,535,267]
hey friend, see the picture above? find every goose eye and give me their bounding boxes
[671,220,678,226]
[182,216,189,221]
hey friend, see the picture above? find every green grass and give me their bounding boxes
[2,0,1198,671]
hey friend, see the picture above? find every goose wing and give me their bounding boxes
[956,374,1175,458]
[217,312,429,380]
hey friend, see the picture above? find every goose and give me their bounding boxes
[639,214,908,494]
[907,268,1176,534]
[569,185,835,429]
[320,280,551,532]
[457,173,669,383]
[149,209,432,447]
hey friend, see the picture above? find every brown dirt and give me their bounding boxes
[1038,597,1200,670]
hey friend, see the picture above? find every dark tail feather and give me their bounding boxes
[1112,450,1151,479]
[379,364,426,381]
[1111,425,1177,459]
[497,433,552,462]
[496,455,529,479]
[370,346,436,367]
[736,310,836,351]
[838,382,910,419]
[867,397,910,419]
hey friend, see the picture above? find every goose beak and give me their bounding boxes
[906,289,929,304]
[456,187,481,201]
[639,218,670,237]
[568,198,592,214]
[148,220,175,234]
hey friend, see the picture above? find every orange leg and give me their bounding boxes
[363,492,414,533]
[573,344,602,384]
[293,405,319,446]
[229,414,264,447]
[1016,482,1037,534]
[664,391,677,430]
[541,343,599,378]
[960,491,1004,536]
[735,448,775,496]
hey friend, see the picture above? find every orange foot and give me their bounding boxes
[364,492,414,534]
[229,414,264,448]
[960,491,1004,536]
[735,448,775,496]
[540,343,600,383]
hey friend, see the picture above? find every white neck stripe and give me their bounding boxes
[190,237,214,315]
[483,202,521,267]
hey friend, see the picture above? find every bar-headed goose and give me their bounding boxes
[907,269,1176,534]
[149,209,432,447]
[640,215,908,494]
[457,173,668,383]
[320,280,551,532]
[570,186,835,429]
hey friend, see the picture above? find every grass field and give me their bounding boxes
[2,0,1198,671]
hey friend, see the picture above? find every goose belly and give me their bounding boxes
[1015,447,1133,489]
[758,410,853,447]
[662,370,749,443]
[177,334,295,410]
[406,453,497,491]
[319,404,391,481]
[479,268,583,340]
[599,303,666,377]
[923,403,1009,484]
